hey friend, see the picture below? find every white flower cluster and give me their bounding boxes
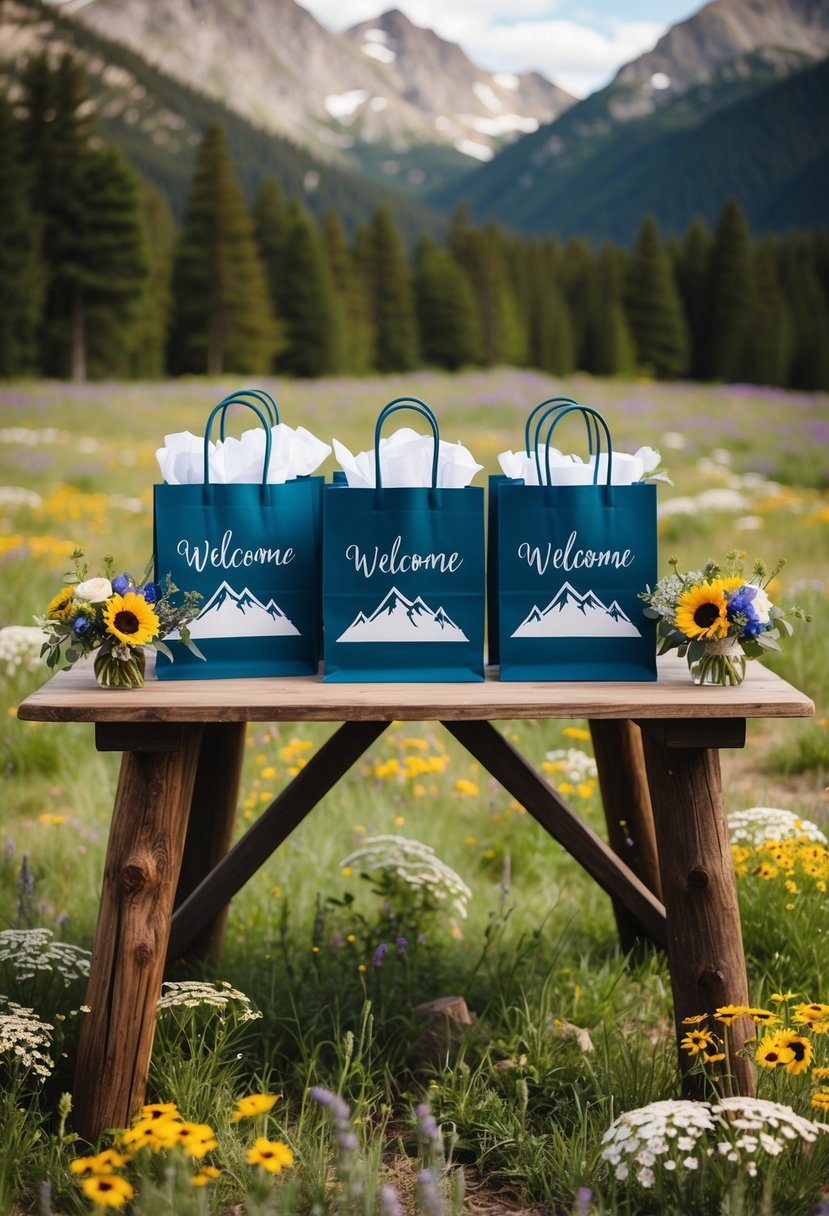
[0,928,91,985]
[0,486,42,509]
[601,1099,717,1188]
[710,1097,825,1178]
[0,996,54,1078]
[340,835,472,920]
[0,626,45,678]
[728,806,828,847]
[544,748,598,783]
[602,1096,827,1189]
[156,979,262,1021]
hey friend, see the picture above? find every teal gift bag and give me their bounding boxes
[153,394,322,680]
[497,403,657,682]
[323,398,485,683]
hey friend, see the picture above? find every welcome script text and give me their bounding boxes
[346,534,462,578]
[518,530,633,575]
[176,529,294,572]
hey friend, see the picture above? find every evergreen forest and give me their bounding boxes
[2,53,828,390]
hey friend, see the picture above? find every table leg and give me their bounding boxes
[639,723,755,1097]
[589,720,662,953]
[73,725,204,1143]
[174,722,247,963]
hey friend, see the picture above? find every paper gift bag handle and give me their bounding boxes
[215,388,280,439]
[373,397,440,489]
[541,404,614,489]
[523,396,582,456]
[203,399,273,486]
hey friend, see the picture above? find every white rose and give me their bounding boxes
[750,585,772,624]
[74,577,113,603]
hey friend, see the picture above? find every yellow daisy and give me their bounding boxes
[80,1175,134,1209]
[713,1004,751,1026]
[674,580,728,640]
[230,1093,279,1122]
[680,1028,717,1055]
[102,592,159,646]
[246,1137,294,1174]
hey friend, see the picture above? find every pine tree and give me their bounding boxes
[276,202,339,377]
[128,183,176,379]
[169,121,275,375]
[674,217,713,380]
[624,215,689,380]
[778,234,829,390]
[324,208,374,375]
[252,176,287,369]
[561,238,603,373]
[746,236,792,387]
[20,54,94,377]
[367,206,418,372]
[413,236,481,370]
[69,145,149,380]
[524,239,574,376]
[705,198,754,383]
[0,94,42,376]
[593,243,636,377]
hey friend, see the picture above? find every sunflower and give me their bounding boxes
[674,580,729,640]
[102,592,159,647]
[47,586,75,620]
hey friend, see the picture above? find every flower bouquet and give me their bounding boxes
[639,551,807,686]
[38,551,203,689]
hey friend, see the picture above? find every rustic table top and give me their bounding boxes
[17,654,815,724]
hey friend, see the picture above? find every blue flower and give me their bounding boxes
[72,617,90,636]
[727,585,763,638]
[140,582,162,604]
[111,574,131,595]
[372,942,388,967]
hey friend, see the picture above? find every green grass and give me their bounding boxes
[0,371,828,1214]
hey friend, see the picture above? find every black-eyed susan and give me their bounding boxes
[230,1093,279,1122]
[102,592,159,647]
[80,1175,134,1208]
[776,1030,814,1075]
[168,1121,218,1159]
[681,1013,709,1026]
[246,1137,294,1173]
[674,580,728,641]
[793,1002,829,1023]
[811,1089,829,1111]
[680,1028,717,1056]
[755,1035,794,1070]
[47,586,75,621]
[139,1101,181,1122]
[747,1008,781,1027]
[714,1004,751,1026]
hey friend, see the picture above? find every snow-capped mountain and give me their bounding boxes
[173,581,300,639]
[512,582,641,639]
[337,586,468,642]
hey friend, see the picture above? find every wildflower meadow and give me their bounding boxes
[1,370,828,1215]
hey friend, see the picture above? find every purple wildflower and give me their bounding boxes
[395,936,408,954]
[380,1183,403,1216]
[575,1187,593,1216]
[416,1168,446,1216]
[373,942,388,967]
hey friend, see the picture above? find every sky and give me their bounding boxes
[298,0,705,97]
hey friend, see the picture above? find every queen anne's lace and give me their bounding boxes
[339,835,472,919]
[0,928,91,985]
[156,980,262,1020]
[0,626,44,678]
[602,1096,826,1187]
[0,996,54,1077]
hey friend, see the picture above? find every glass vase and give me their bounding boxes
[690,637,746,687]
[93,646,147,690]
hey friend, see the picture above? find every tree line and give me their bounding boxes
[1,53,828,389]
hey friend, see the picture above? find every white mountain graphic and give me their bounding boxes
[167,580,300,639]
[511,581,642,638]
[337,586,468,643]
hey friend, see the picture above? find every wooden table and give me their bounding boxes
[18,655,813,1142]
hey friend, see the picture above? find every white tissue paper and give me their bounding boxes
[156,424,331,484]
[333,427,483,488]
[497,444,663,487]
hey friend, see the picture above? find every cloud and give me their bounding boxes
[297,0,665,97]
